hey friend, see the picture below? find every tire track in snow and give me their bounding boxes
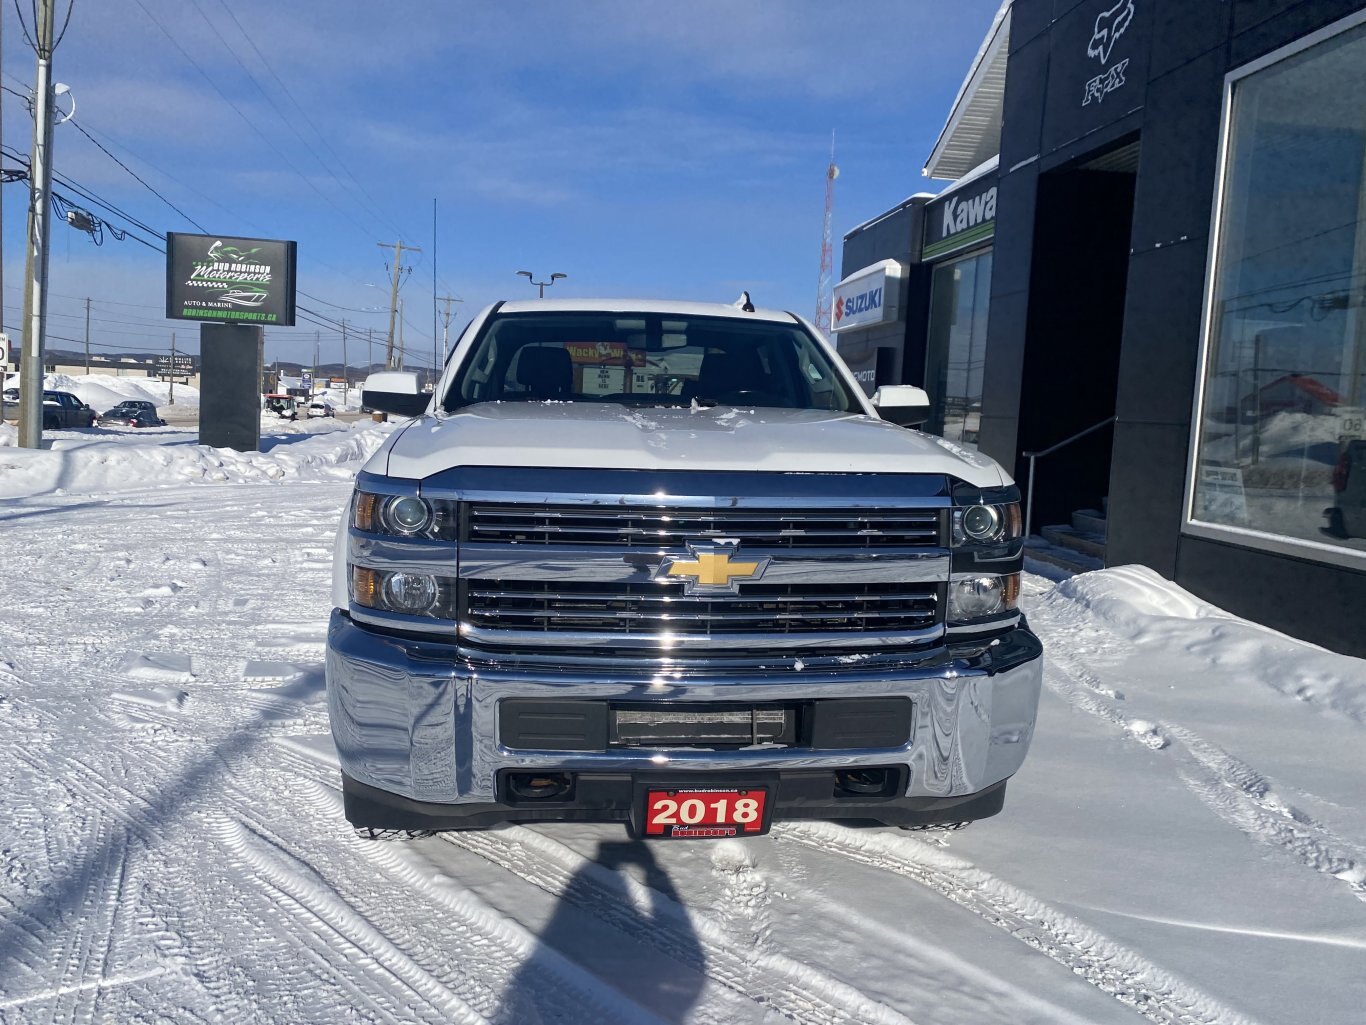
[441,824,923,1025]
[281,756,727,1024]
[0,810,135,1025]
[1042,629,1366,904]
[209,815,489,1025]
[251,779,672,1025]
[1165,725,1366,900]
[775,822,1264,1025]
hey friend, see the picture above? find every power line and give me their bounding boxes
[199,0,411,243]
[127,0,392,246]
[67,118,208,231]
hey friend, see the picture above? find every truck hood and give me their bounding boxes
[376,402,1009,487]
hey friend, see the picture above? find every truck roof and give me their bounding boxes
[495,297,798,324]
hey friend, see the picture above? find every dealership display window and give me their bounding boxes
[925,249,992,448]
[1188,14,1366,564]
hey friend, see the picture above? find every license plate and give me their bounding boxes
[643,787,770,839]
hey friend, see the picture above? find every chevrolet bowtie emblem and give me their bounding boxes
[656,543,770,594]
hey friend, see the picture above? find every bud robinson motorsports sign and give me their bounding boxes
[166,232,297,326]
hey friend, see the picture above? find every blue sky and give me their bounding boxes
[1,0,1000,369]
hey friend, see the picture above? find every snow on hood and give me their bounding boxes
[1044,565,1366,723]
[374,402,1010,487]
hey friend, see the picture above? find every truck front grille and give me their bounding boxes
[464,580,939,635]
[468,504,942,549]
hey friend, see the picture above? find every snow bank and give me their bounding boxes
[0,420,393,499]
[3,371,200,410]
[1047,565,1366,722]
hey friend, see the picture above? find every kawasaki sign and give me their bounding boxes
[166,232,297,326]
[922,174,997,261]
[831,259,904,334]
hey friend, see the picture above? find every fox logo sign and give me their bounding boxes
[1087,0,1135,65]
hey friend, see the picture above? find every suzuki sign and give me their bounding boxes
[831,260,904,334]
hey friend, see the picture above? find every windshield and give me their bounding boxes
[444,311,859,412]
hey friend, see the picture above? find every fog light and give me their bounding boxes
[380,571,438,614]
[948,574,1020,623]
[383,495,433,535]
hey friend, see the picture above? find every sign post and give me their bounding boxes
[165,233,296,451]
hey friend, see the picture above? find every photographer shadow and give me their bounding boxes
[494,839,706,1024]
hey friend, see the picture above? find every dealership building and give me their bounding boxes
[834,0,1366,655]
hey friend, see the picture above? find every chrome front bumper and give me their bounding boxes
[325,610,1043,807]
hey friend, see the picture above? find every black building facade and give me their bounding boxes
[840,0,1366,655]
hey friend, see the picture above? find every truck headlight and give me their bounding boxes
[352,491,455,539]
[384,496,433,535]
[947,573,1020,624]
[952,503,1021,545]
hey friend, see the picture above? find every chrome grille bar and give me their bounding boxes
[468,504,942,548]
[464,581,939,635]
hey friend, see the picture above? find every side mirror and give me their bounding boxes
[361,371,429,418]
[870,385,931,427]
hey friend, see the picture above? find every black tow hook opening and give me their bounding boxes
[507,772,572,801]
[835,768,892,796]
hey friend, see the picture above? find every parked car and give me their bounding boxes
[41,390,98,429]
[307,401,335,418]
[331,298,1041,840]
[101,399,159,420]
[101,406,167,428]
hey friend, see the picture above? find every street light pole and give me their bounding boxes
[516,270,567,299]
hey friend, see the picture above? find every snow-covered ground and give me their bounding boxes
[0,422,1363,1025]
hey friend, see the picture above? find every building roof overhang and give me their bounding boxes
[923,0,1011,181]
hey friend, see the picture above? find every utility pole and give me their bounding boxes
[341,319,348,404]
[377,240,421,370]
[398,298,405,370]
[367,328,373,377]
[17,0,57,449]
[84,297,90,373]
[1,7,7,350]
[169,333,176,405]
[313,330,320,395]
[435,294,463,366]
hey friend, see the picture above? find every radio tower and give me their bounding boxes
[814,133,839,335]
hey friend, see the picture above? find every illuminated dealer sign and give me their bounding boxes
[831,260,904,333]
[166,232,297,326]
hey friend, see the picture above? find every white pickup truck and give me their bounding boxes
[327,298,1041,840]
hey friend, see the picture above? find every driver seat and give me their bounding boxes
[687,348,769,401]
[514,346,573,399]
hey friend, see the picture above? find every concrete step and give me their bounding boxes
[1040,524,1108,560]
[1023,536,1103,578]
[1072,508,1108,535]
